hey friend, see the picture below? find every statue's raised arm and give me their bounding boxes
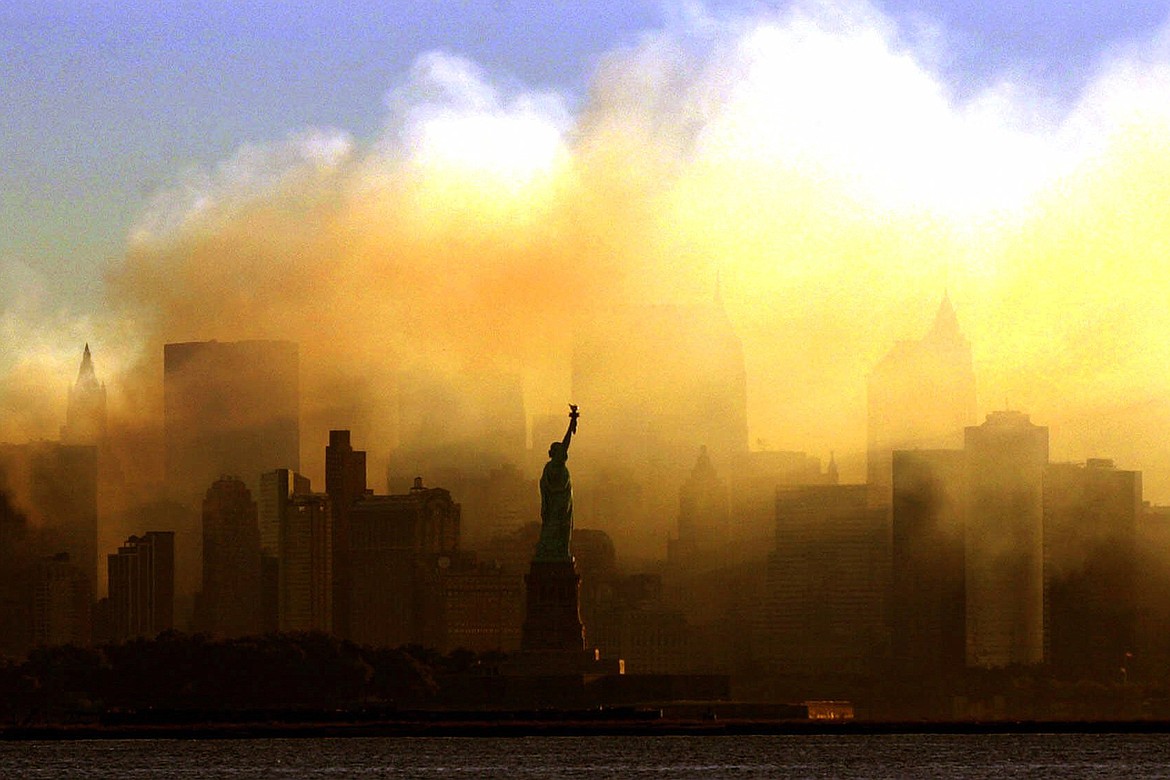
[563,404,579,451]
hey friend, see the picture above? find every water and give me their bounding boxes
[3,733,1170,779]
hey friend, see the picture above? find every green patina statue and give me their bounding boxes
[533,404,579,562]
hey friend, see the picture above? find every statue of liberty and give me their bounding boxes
[533,405,579,562]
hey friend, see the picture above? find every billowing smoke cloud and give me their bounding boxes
[6,0,1170,505]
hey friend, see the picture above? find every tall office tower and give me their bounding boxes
[60,344,107,446]
[325,430,366,638]
[964,411,1048,668]
[868,294,977,506]
[107,531,175,641]
[0,442,99,594]
[280,493,332,632]
[32,552,92,647]
[257,469,311,560]
[163,340,297,601]
[667,446,730,568]
[890,450,967,683]
[1136,504,1170,681]
[257,469,310,631]
[1044,459,1140,681]
[348,478,460,649]
[0,492,33,656]
[199,476,261,638]
[764,484,889,676]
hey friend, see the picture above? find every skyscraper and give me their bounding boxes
[868,294,977,506]
[325,430,366,638]
[280,493,332,633]
[964,411,1048,668]
[198,476,261,638]
[257,469,311,631]
[890,449,966,682]
[667,446,730,568]
[107,531,175,641]
[61,343,107,446]
[764,484,889,676]
[1044,459,1140,680]
[348,478,460,648]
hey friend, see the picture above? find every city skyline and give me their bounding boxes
[11,1,1170,743]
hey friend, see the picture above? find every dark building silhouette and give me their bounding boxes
[764,484,889,676]
[965,411,1048,668]
[668,446,730,568]
[589,573,693,674]
[163,340,298,598]
[0,442,99,595]
[107,531,174,641]
[1044,459,1140,681]
[198,476,262,638]
[1136,503,1170,681]
[325,430,366,638]
[257,468,311,632]
[280,493,333,633]
[258,469,311,561]
[437,558,523,653]
[890,449,966,682]
[60,343,107,446]
[348,478,459,648]
[33,552,92,647]
[0,492,33,657]
[868,294,977,506]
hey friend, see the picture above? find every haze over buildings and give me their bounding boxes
[7,2,1170,507]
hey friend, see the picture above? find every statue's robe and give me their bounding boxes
[535,455,573,561]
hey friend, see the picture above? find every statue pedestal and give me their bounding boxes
[521,559,585,652]
[501,558,623,697]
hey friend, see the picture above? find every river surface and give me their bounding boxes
[3,733,1170,778]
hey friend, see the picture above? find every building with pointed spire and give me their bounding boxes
[867,294,977,507]
[667,446,730,568]
[61,344,107,446]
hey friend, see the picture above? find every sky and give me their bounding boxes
[6,0,1170,497]
[4,0,1166,307]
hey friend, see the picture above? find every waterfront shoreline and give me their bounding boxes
[8,718,1170,741]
